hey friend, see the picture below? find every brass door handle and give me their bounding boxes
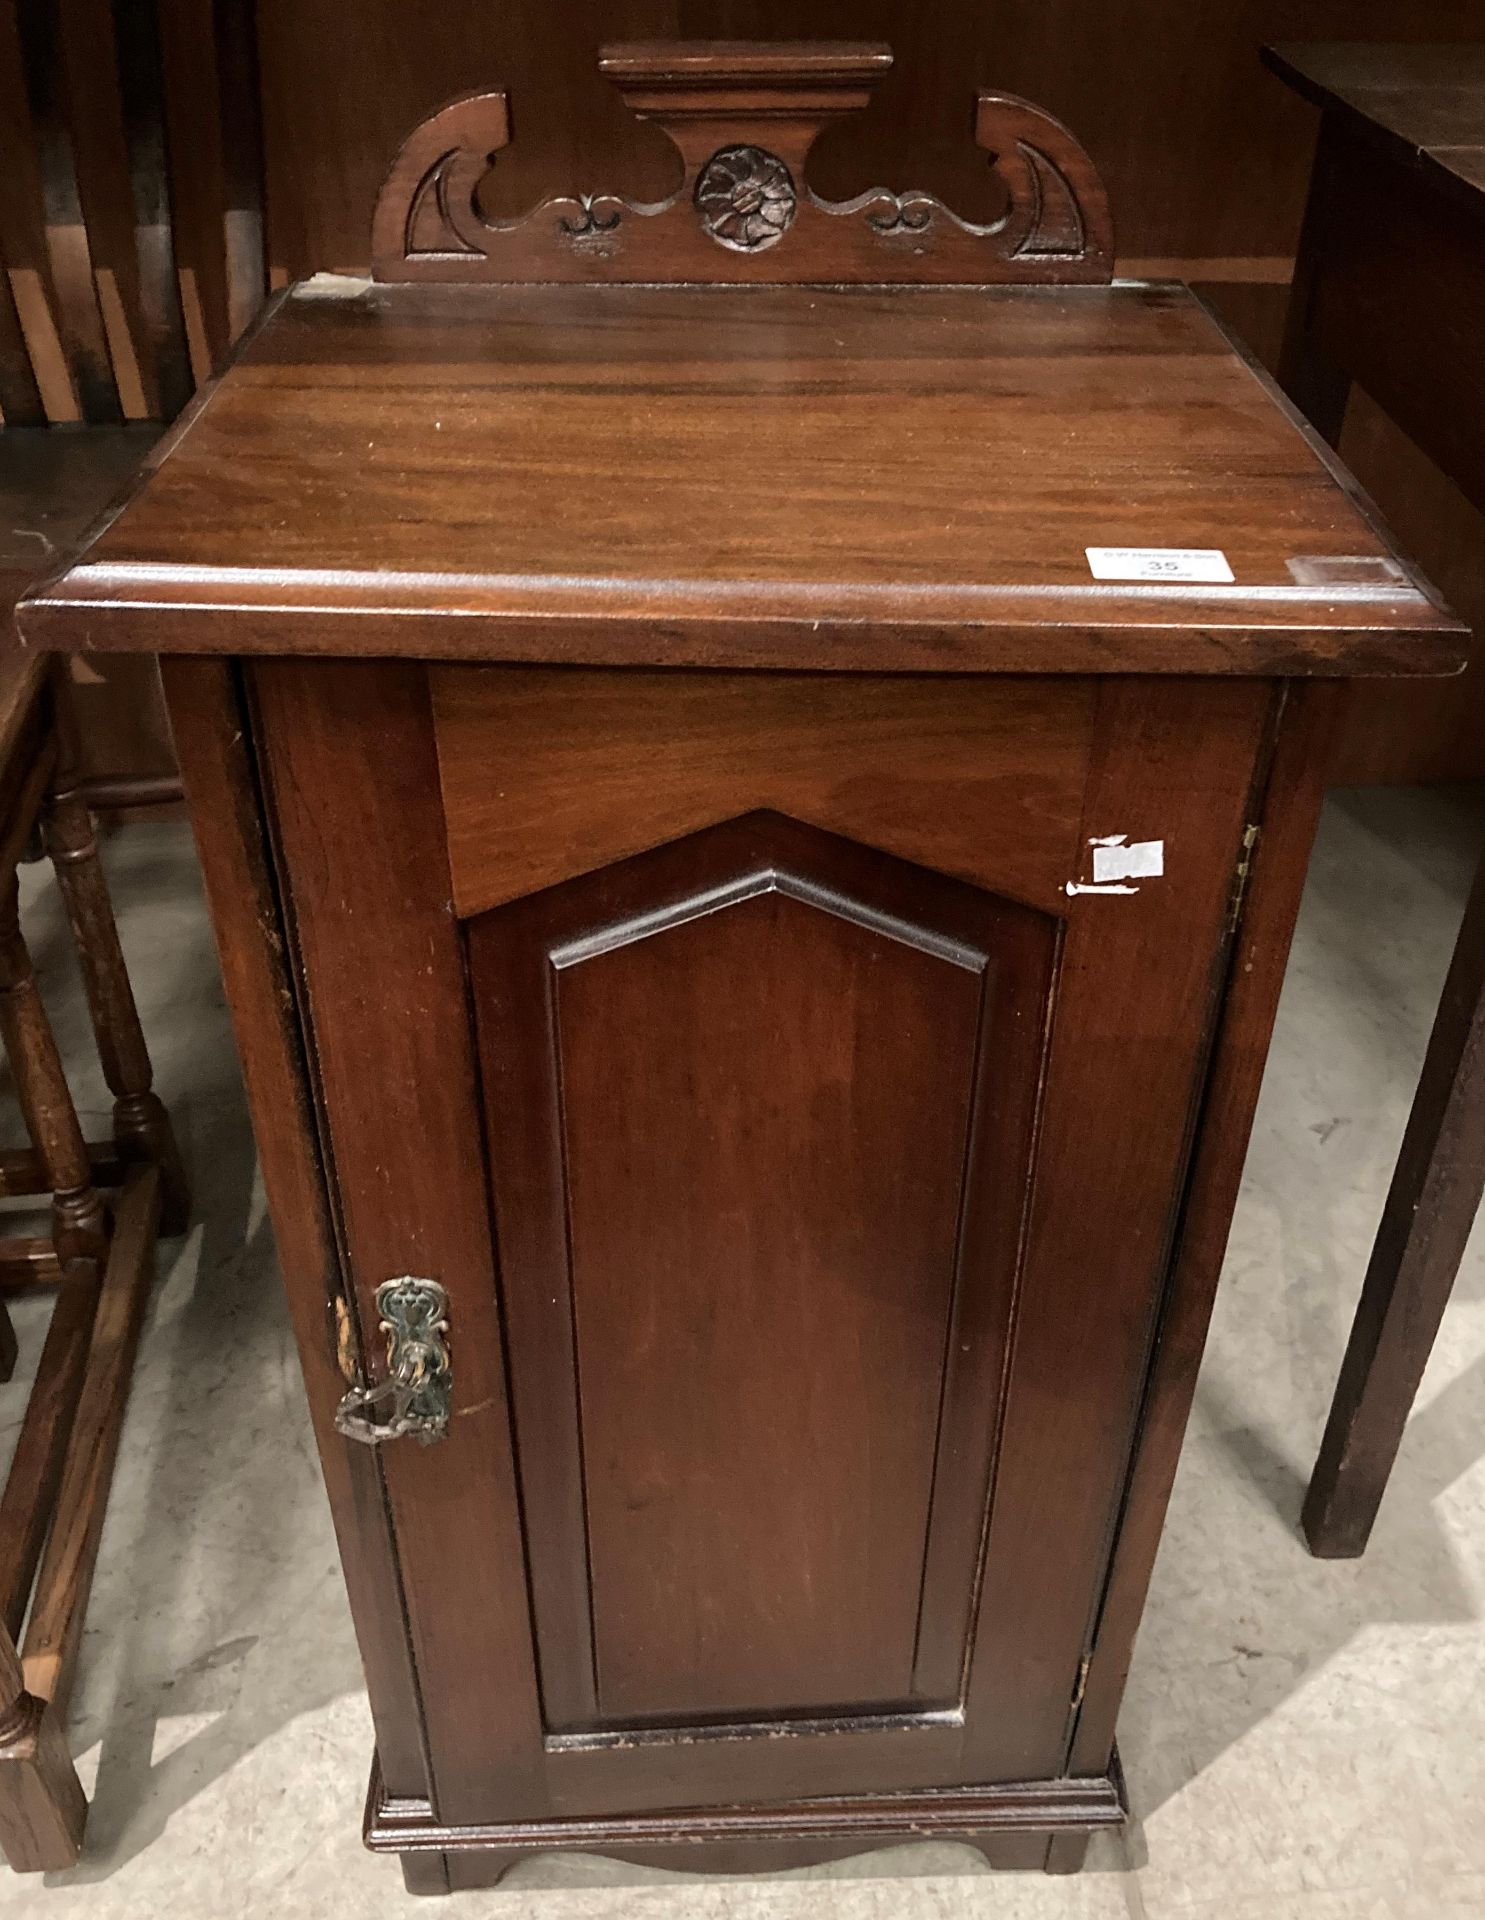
[334,1277,451,1447]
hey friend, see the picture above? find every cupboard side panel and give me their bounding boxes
[1067,682,1338,1774]
[965,677,1274,1779]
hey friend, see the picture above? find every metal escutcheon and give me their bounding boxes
[334,1276,451,1447]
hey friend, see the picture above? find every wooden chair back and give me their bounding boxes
[0,0,265,429]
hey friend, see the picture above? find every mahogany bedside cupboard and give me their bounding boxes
[19,41,1466,1895]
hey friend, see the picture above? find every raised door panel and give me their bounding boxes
[468,812,1057,1738]
[564,883,971,1726]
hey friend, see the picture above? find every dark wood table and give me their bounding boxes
[21,38,1465,1892]
[1266,42,1485,1558]
[1267,42,1485,476]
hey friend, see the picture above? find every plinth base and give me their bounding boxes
[365,1754,1126,1893]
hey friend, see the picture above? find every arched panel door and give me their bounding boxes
[251,660,1271,1834]
[467,811,1059,1796]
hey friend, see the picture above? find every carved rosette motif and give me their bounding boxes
[693,146,797,251]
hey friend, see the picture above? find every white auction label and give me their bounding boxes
[1085,546,1235,584]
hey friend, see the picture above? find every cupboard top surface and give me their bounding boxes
[22,277,1464,676]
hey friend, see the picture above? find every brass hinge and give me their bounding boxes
[1226,824,1260,935]
[1071,1654,1091,1715]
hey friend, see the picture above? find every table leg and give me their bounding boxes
[1277,110,1354,449]
[1304,848,1485,1556]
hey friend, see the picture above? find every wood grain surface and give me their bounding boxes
[431,667,1093,919]
[21,280,1463,675]
[469,812,1055,1732]
[225,656,1285,1838]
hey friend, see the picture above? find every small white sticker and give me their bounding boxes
[1086,547,1235,584]
[294,271,374,300]
[1066,834,1166,898]
[1092,838,1164,884]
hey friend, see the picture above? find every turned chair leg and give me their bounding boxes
[0,1617,85,1873]
[40,739,189,1237]
[0,877,108,1269]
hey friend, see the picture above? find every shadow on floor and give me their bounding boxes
[0,826,367,1884]
[1121,783,1485,1824]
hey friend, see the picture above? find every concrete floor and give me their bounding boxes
[1,786,1483,1917]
